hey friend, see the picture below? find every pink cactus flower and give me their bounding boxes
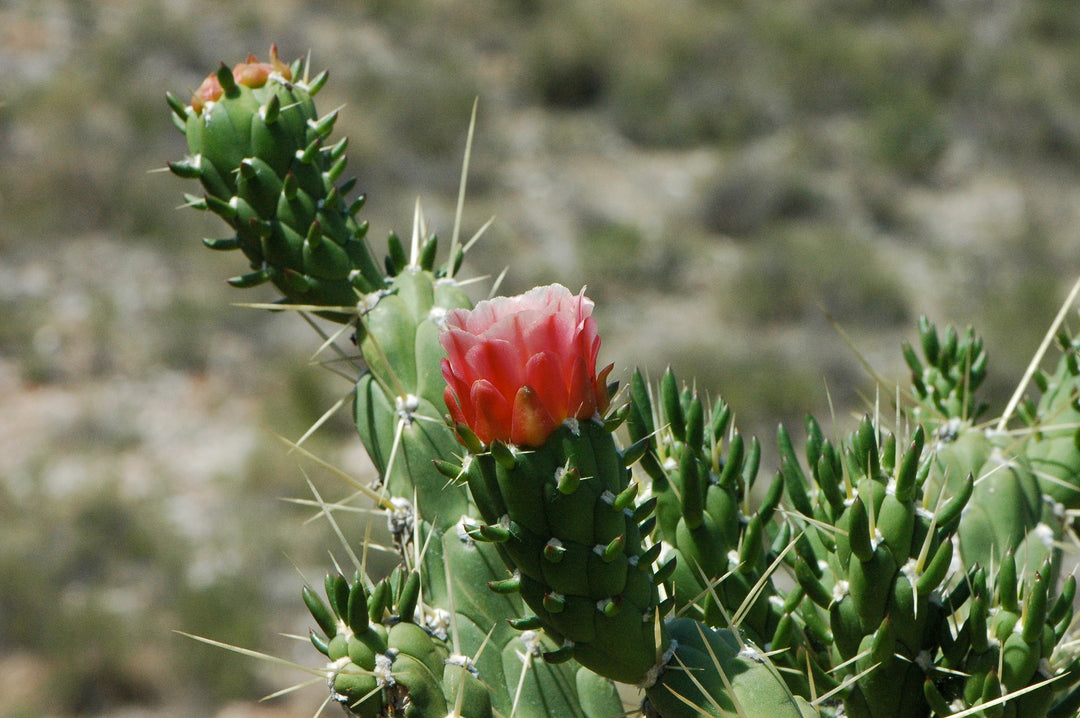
[440,284,613,448]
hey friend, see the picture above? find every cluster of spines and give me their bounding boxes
[927,551,1077,718]
[777,417,967,717]
[901,317,1059,577]
[775,410,1080,718]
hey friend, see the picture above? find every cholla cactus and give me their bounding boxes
[436,284,813,717]
[167,48,1080,718]
[1024,329,1080,509]
[167,47,382,318]
[304,567,492,717]
[904,318,1062,576]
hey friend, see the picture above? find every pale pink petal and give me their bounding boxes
[442,307,472,332]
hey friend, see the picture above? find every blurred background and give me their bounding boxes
[4,0,1080,715]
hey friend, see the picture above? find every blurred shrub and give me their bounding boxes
[700,154,824,238]
[727,221,909,328]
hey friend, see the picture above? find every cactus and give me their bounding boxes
[165,48,1080,718]
[1024,329,1080,509]
[624,369,777,638]
[903,317,1063,577]
[436,284,814,717]
[304,567,493,717]
[167,47,382,319]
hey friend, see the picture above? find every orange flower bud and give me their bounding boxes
[191,72,222,114]
[191,45,293,114]
[233,44,292,89]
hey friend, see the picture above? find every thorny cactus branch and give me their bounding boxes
[167,48,1080,718]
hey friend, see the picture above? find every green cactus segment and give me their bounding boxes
[459,419,662,685]
[360,268,472,411]
[772,405,1080,718]
[169,54,382,320]
[627,368,781,647]
[354,374,471,530]
[1025,331,1080,509]
[904,316,1063,575]
[778,416,967,717]
[304,568,493,718]
[352,268,475,531]
[930,555,1076,718]
[902,316,988,428]
[413,517,622,718]
[644,619,819,718]
[928,422,1060,577]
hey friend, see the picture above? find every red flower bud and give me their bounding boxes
[440,284,612,448]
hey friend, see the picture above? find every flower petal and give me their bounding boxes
[466,338,525,402]
[441,359,474,419]
[440,326,481,377]
[470,379,513,445]
[524,350,569,423]
[436,284,609,448]
[443,385,469,427]
[511,385,559,447]
[522,310,573,359]
[567,355,598,419]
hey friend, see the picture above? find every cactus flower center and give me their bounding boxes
[440,284,612,448]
